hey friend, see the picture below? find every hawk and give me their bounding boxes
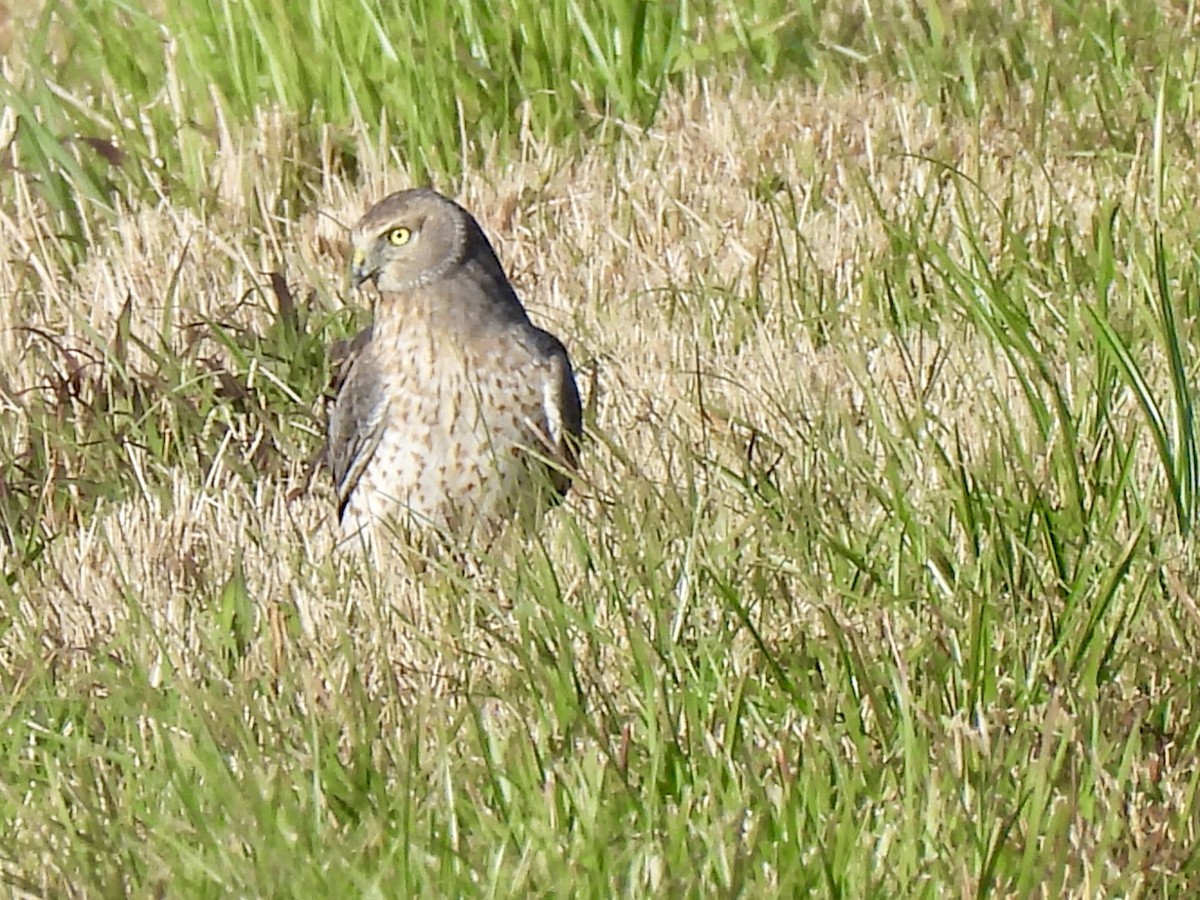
[328,188,582,541]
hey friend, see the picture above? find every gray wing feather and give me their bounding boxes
[328,350,389,520]
[522,326,583,494]
[329,325,373,395]
[550,346,583,463]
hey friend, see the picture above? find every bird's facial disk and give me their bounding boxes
[351,225,417,289]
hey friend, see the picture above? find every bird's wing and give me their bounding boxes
[520,326,583,492]
[328,325,373,396]
[327,350,390,520]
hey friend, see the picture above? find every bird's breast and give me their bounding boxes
[355,321,546,527]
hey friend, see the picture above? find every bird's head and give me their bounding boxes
[349,188,474,293]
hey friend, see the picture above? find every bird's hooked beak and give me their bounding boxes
[350,245,377,289]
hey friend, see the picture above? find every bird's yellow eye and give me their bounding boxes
[386,227,411,246]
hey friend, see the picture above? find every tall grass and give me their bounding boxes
[2,0,797,246]
[4,0,1186,256]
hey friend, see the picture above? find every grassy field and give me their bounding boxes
[3,0,1200,895]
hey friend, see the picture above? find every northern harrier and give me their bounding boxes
[328,188,582,541]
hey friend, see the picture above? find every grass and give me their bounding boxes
[4,0,1200,895]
